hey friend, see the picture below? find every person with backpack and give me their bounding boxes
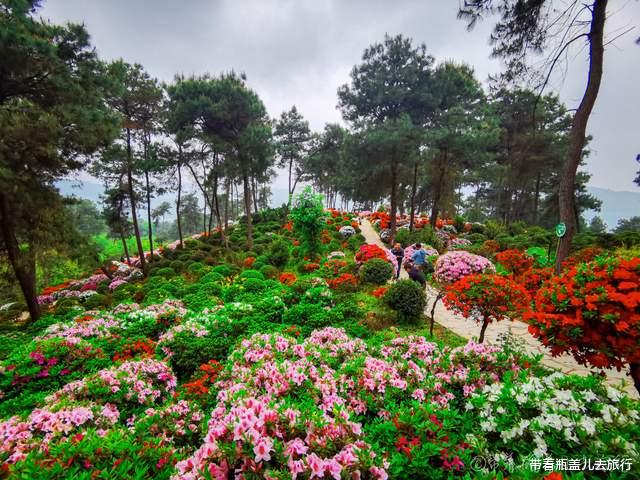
[390,242,404,279]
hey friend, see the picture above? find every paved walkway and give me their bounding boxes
[359,219,638,397]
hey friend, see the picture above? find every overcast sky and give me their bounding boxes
[41,0,640,192]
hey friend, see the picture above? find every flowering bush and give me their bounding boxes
[355,244,389,264]
[444,274,531,343]
[243,256,256,268]
[302,262,320,272]
[526,257,640,393]
[467,372,639,468]
[434,251,495,285]
[46,359,177,416]
[521,266,554,298]
[447,237,472,250]
[562,246,605,270]
[183,360,223,399]
[113,338,156,362]
[135,399,205,447]
[279,272,297,285]
[321,259,348,278]
[327,273,359,292]
[495,249,534,277]
[372,287,388,298]
[0,403,121,464]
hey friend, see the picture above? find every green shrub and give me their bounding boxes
[212,264,237,278]
[83,293,109,310]
[238,269,264,281]
[268,239,290,267]
[383,280,426,324]
[242,277,266,293]
[466,232,487,244]
[169,260,185,273]
[153,267,176,279]
[200,272,225,284]
[360,258,393,285]
[53,297,82,316]
[259,264,278,279]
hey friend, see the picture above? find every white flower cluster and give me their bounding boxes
[466,372,639,461]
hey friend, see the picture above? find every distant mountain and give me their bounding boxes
[584,186,640,230]
[56,178,291,215]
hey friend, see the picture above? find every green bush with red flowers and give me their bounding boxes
[525,257,640,388]
[444,274,531,343]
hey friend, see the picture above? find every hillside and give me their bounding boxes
[585,186,640,230]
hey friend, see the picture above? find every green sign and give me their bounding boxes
[555,222,567,238]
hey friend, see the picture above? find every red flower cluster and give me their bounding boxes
[303,262,320,272]
[113,339,156,362]
[445,274,531,342]
[562,246,604,271]
[282,221,293,232]
[243,257,256,268]
[371,287,388,298]
[525,257,640,372]
[355,244,388,264]
[279,272,297,285]
[495,249,534,277]
[521,267,554,298]
[321,259,348,278]
[183,360,223,397]
[41,280,73,296]
[327,273,358,291]
[369,212,391,229]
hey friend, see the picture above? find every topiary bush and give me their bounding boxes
[383,279,426,324]
[360,258,393,285]
[268,239,290,268]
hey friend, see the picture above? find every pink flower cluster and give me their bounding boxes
[108,278,128,290]
[434,251,495,284]
[38,315,121,341]
[174,328,523,479]
[139,400,204,444]
[47,359,177,407]
[0,403,119,464]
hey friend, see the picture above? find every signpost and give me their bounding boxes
[555,222,566,238]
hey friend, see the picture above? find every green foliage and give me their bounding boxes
[268,238,291,267]
[360,258,393,285]
[83,293,110,310]
[290,187,326,255]
[384,279,426,324]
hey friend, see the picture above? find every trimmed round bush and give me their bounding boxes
[238,269,264,281]
[169,260,186,273]
[360,258,393,285]
[200,272,225,284]
[259,264,278,279]
[83,293,109,310]
[212,264,237,278]
[152,267,176,279]
[242,277,266,293]
[383,280,426,324]
[268,239,290,267]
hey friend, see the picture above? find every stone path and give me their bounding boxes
[359,219,638,397]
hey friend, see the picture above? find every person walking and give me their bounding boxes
[390,242,404,279]
[411,243,427,270]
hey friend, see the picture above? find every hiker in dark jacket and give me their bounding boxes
[404,262,426,287]
[390,242,404,279]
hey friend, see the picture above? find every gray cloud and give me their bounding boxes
[41,0,640,191]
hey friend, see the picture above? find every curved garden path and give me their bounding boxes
[360,219,638,397]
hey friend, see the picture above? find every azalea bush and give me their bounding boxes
[495,249,534,277]
[444,274,531,343]
[433,251,495,285]
[526,257,640,393]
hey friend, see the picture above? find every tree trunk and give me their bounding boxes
[126,128,146,274]
[389,152,398,243]
[202,190,207,234]
[409,161,418,231]
[252,176,259,213]
[0,193,40,322]
[630,362,640,395]
[119,226,131,264]
[212,173,226,245]
[533,172,541,224]
[144,170,154,262]
[430,149,447,228]
[429,291,444,338]
[176,147,184,249]
[556,0,607,273]
[478,317,490,343]
[243,173,253,250]
[224,178,230,230]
